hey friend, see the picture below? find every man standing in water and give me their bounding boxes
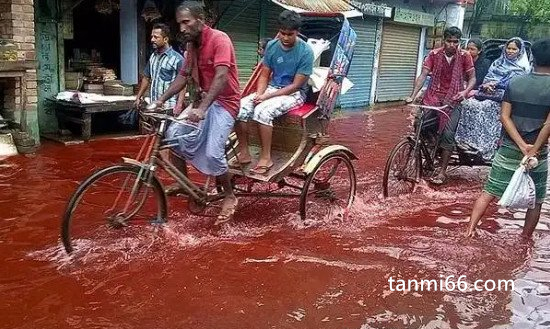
[154,1,241,223]
[466,39,550,238]
[406,26,476,185]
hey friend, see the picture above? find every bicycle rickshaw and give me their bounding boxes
[382,104,490,197]
[61,13,358,254]
[382,39,530,198]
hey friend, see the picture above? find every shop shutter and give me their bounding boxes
[218,0,260,87]
[375,23,421,102]
[338,17,378,109]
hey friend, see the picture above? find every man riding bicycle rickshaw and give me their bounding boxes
[405,26,477,185]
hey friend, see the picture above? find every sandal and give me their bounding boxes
[214,198,238,225]
[228,158,252,169]
[249,163,274,175]
[430,173,447,185]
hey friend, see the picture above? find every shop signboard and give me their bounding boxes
[393,8,435,27]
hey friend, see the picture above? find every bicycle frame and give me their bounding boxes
[409,105,450,181]
[121,113,310,209]
[124,115,218,204]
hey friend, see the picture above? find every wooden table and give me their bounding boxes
[48,98,136,141]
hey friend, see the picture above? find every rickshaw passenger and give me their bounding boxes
[406,26,476,185]
[455,37,531,161]
[234,10,314,175]
[466,38,492,89]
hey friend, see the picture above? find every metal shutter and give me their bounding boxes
[218,0,260,87]
[338,17,378,109]
[375,23,421,102]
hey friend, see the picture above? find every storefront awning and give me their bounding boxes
[269,0,363,18]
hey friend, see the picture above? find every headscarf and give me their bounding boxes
[483,37,531,85]
[467,38,483,56]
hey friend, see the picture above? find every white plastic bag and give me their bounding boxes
[497,156,538,209]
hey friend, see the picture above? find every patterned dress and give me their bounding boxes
[455,98,501,160]
[454,37,532,161]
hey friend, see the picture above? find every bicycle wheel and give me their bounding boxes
[61,165,167,254]
[383,139,420,198]
[299,152,357,222]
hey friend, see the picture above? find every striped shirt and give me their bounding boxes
[144,46,184,109]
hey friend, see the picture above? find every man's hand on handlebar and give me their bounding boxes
[186,108,206,123]
[134,97,143,109]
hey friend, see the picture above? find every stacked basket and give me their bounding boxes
[103,80,134,96]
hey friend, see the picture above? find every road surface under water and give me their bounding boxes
[1,108,549,329]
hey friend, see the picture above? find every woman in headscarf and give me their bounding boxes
[466,38,492,89]
[454,37,531,161]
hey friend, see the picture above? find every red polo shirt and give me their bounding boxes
[180,26,241,117]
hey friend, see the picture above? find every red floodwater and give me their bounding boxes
[1,108,549,329]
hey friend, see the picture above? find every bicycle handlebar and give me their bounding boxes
[408,104,451,121]
[140,111,200,131]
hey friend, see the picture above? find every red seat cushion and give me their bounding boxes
[286,103,316,118]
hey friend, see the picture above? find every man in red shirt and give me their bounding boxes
[406,26,476,185]
[155,1,241,222]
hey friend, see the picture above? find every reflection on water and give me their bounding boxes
[1,109,549,328]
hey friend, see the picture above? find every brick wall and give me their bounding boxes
[0,0,38,142]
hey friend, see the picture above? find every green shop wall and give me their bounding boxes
[35,0,63,134]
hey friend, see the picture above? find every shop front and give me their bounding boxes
[375,8,433,103]
[338,2,391,109]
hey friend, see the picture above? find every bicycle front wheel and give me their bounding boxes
[382,139,420,198]
[61,165,167,254]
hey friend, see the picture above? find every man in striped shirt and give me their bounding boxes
[135,23,185,114]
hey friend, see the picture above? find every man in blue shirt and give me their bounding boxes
[135,23,185,114]
[234,10,314,174]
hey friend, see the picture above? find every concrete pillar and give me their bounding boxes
[120,0,138,84]
[440,3,466,30]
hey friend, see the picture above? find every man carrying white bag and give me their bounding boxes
[465,39,550,238]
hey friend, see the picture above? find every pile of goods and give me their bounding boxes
[83,67,117,94]
[103,80,134,96]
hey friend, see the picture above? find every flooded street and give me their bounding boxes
[1,107,549,329]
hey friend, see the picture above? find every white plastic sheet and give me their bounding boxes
[309,67,353,94]
[306,38,353,95]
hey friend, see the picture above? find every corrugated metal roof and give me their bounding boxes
[271,0,354,13]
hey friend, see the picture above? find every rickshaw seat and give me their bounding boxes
[286,103,316,118]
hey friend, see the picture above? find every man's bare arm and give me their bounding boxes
[255,65,271,96]
[464,69,476,94]
[529,109,550,156]
[197,65,229,111]
[135,76,150,105]
[500,101,529,152]
[407,67,430,102]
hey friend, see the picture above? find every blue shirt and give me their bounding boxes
[262,38,314,97]
[144,46,184,109]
